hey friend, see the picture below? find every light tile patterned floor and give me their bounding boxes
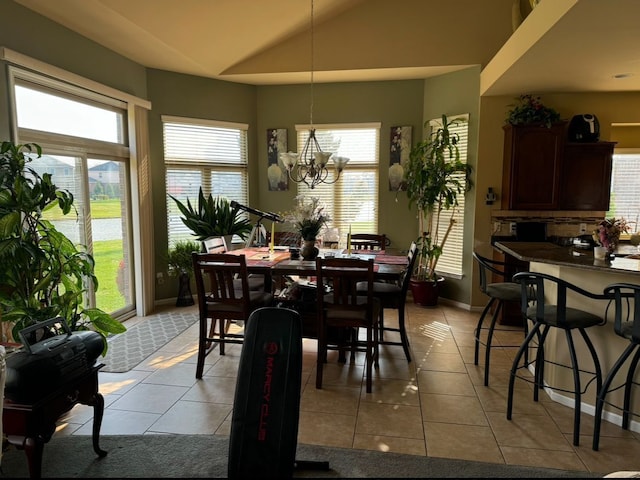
[59,301,640,475]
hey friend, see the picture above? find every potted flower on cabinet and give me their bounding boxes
[166,239,201,306]
[404,115,472,306]
[281,195,331,260]
[505,94,561,128]
[169,188,253,249]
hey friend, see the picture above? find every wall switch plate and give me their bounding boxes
[493,221,501,232]
[510,222,517,235]
[156,272,164,285]
[579,223,587,234]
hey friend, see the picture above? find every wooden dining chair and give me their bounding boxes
[349,233,387,251]
[192,252,274,378]
[315,257,380,393]
[202,236,266,291]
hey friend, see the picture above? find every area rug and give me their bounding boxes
[100,310,198,373]
[0,434,604,478]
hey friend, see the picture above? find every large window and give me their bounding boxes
[11,69,134,318]
[163,116,249,247]
[295,123,380,247]
[608,152,640,232]
[428,114,469,278]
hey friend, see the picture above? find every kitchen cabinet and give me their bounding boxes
[502,123,614,211]
[501,123,566,210]
[559,142,615,210]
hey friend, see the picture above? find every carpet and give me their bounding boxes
[101,310,198,373]
[0,434,604,478]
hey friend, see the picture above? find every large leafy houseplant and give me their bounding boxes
[404,115,472,283]
[0,141,126,351]
[169,188,252,241]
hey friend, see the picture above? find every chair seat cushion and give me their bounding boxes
[234,275,265,291]
[486,282,522,302]
[356,281,400,295]
[526,305,604,329]
[206,291,273,313]
[323,295,380,322]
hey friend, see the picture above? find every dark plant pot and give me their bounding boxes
[301,240,319,261]
[409,277,444,307]
[176,272,195,307]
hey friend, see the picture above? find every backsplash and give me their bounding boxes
[490,210,607,239]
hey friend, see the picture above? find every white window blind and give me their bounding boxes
[295,124,380,247]
[163,117,249,247]
[609,152,640,232]
[428,114,469,277]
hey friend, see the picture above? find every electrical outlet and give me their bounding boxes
[156,272,164,285]
[579,223,587,234]
[510,222,517,235]
[493,221,501,232]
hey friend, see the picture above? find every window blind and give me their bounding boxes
[295,124,380,247]
[163,118,249,247]
[428,114,469,277]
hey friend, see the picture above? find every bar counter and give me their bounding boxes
[494,241,640,276]
[493,241,640,434]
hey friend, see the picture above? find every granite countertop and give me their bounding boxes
[494,241,640,275]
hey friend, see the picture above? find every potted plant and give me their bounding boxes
[505,94,561,128]
[404,115,472,306]
[281,195,331,260]
[167,239,201,306]
[0,141,126,352]
[169,188,253,248]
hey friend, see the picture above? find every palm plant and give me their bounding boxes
[404,115,472,282]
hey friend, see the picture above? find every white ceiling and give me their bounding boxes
[13,0,640,95]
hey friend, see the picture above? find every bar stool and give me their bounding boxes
[508,271,608,446]
[593,283,640,451]
[472,252,530,386]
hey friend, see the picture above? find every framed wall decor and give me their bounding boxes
[267,128,288,191]
[389,125,411,191]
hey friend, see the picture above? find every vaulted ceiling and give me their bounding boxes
[13,0,640,95]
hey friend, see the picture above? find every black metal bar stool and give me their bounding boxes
[472,252,530,386]
[593,283,640,451]
[508,271,608,446]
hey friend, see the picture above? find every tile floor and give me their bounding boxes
[59,300,640,475]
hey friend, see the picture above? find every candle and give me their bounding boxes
[347,224,352,255]
[270,222,275,253]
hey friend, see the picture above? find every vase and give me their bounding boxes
[300,239,319,261]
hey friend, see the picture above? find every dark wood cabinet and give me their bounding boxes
[502,123,614,211]
[501,123,566,210]
[559,142,615,210]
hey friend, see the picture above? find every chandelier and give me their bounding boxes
[279,0,349,189]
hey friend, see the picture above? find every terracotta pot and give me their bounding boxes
[409,277,444,306]
[300,239,319,260]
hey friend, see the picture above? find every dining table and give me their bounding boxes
[227,246,409,290]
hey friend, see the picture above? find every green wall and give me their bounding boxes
[422,66,481,306]
[145,69,258,300]
[255,80,425,253]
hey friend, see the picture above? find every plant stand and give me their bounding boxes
[2,364,106,478]
[176,272,194,307]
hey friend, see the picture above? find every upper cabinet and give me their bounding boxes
[501,123,614,211]
[559,142,615,211]
[501,123,566,210]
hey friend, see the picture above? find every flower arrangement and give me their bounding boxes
[592,217,629,253]
[506,94,561,128]
[282,195,331,241]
